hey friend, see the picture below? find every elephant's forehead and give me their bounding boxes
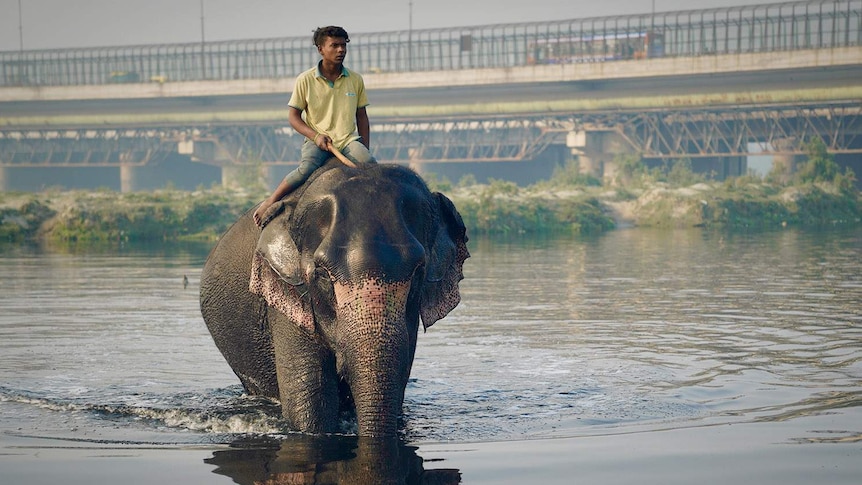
[306,170,400,203]
[313,166,352,184]
[312,164,424,190]
[298,165,431,220]
[310,167,371,192]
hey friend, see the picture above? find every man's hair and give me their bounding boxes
[313,26,350,47]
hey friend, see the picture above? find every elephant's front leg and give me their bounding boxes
[269,312,340,434]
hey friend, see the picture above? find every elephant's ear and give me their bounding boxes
[248,201,315,333]
[420,192,470,330]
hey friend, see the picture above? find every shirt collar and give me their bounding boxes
[316,61,349,80]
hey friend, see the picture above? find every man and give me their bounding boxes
[253,25,374,227]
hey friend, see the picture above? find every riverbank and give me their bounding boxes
[1,177,860,244]
[447,177,861,234]
[0,188,260,244]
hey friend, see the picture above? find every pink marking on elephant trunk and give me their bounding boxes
[333,278,413,436]
[333,278,411,325]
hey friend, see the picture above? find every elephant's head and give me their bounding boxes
[248,162,468,436]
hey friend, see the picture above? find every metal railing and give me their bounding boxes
[1,0,860,87]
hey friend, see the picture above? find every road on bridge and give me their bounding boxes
[2,65,860,128]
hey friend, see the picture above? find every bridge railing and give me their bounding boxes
[1,0,859,87]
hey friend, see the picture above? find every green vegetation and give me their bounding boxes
[233,157,270,194]
[0,188,261,245]
[1,139,859,245]
[0,199,54,242]
[444,141,859,234]
[449,178,613,235]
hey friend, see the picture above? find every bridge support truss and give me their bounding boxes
[0,128,171,192]
[1,101,860,190]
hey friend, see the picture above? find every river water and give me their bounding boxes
[1,227,860,484]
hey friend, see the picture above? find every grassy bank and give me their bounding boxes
[0,189,261,244]
[2,178,858,245]
[437,138,860,234]
[1,142,860,244]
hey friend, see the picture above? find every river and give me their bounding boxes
[1,227,860,484]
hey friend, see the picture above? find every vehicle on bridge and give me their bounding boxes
[527,31,665,64]
[107,71,141,83]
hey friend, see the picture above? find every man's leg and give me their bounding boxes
[292,140,332,181]
[340,140,377,165]
[253,142,329,227]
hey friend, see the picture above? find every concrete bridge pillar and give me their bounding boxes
[179,138,243,189]
[0,166,8,192]
[573,152,601,178]
[120,164,143,193]
[408,148,426,175]
[567,129,634,183]
[221,165,243,190]
[772,138,803,182]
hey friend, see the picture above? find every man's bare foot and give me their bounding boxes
[253,201,271,228]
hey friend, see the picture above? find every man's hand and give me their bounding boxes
[314,133,332,151]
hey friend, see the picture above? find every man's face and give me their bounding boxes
[318,36,347,64]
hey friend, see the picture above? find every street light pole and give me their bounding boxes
[200,0,206,78]
[18,0,24,52]
[651,0,655,29]
[408,0,413,71]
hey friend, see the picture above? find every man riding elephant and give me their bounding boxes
[254,25,375,227]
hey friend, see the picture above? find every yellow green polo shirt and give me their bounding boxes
[288,62,369,150]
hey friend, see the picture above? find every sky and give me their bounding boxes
[1,0,793,52]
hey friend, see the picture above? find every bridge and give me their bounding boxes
[1,0,861,191]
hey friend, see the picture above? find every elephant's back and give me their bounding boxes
[200,205,278,398]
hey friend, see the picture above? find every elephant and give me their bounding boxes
[200,160,469,437]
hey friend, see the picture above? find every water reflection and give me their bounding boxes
[205,435,461,485]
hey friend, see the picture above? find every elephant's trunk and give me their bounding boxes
[334,278,413,437]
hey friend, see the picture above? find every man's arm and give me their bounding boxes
[288,106,329,149]
[356,106,370,149]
